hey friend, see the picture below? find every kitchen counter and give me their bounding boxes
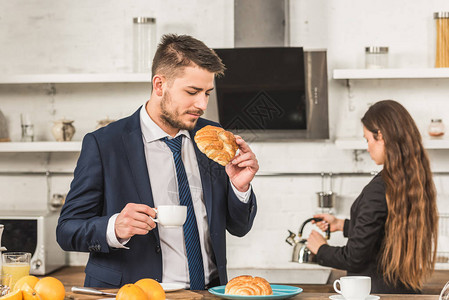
[44,266,446,297]
[65,289,439,299]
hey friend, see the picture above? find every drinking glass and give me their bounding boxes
[440,281,449,300]
[2,252,31,289]
[20,113,34,142]
[0,274,12,296]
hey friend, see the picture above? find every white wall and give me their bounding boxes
[1,0,448,271]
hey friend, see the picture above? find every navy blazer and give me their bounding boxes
[56,107,257,288]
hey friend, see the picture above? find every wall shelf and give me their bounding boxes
[333,68,449,80]
[0,73,151,84]
[0,142,82,152]
[335,137,449,150]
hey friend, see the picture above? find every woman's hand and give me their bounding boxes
[312,213,345,232]
[307,230,327,254]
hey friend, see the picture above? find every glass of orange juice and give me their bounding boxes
[0,274,12,296]
[2,252,31,289]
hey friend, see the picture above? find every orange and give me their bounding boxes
[0,290,22,300]
[116,284,148,300]
[21,282,42,300]
[34,277,65,300]
[135,278,165,300]
[13,275,40,292]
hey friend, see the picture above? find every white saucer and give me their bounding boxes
[329,295,380,300]
[160,282,184,292]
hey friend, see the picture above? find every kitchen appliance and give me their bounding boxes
[213,47,329,140]
[286,217,330,264]
[0,211,65,275]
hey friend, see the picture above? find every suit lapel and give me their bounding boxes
[122,109,155,208]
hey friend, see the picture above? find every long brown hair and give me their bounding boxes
[362,100,438,290]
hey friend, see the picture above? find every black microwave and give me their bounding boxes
[213,47,329,141]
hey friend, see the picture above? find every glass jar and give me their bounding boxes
[434,12,449,68]
[133,17,156,73]
[428,119,445,137]
[365,46,389,69]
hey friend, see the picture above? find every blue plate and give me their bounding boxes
[208,285,303,299]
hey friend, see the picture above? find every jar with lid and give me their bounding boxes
[365,46,389,69]
[434,12,449,68]
[133,17,156,73]
[428,119,445,137]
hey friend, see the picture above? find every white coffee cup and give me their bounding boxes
[333,276,371,300]
[153,205,187,227]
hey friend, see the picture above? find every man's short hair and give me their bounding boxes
[151,34,226,82]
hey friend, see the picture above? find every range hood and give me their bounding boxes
[234,0,289,47]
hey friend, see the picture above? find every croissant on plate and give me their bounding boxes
[194,125,238,166]
[224,275,273,296]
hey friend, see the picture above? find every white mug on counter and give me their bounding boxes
[333,276,371,300]
[152,205,187,227]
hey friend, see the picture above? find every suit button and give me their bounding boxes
[155,245,161,253]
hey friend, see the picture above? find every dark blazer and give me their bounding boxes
[56,107,257,288]
[316,173,419,294]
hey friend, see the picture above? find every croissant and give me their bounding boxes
[224,275,273,296]
[194,125,238,166]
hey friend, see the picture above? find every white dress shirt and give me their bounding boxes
[106,103,251,288]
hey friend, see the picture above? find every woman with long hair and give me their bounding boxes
[307,100,438,293]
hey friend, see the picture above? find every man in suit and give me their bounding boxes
[56,34,258,289]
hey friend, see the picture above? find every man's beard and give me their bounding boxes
[160,91,204,131]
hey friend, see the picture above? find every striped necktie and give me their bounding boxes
[162,135,205,290]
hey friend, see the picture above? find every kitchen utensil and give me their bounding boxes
[333,276,371,300]
[71,286,117,296]
[208,284,303,299]
[286,217,331,264]
[153,205,187,227]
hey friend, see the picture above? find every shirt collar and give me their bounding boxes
[140,103,190,143]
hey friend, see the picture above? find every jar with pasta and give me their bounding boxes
[434,12,449,68]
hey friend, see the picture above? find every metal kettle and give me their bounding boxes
[286,217,331,264]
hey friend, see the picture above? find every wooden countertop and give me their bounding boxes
[65,290,439,299]
[46,266,445,299]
